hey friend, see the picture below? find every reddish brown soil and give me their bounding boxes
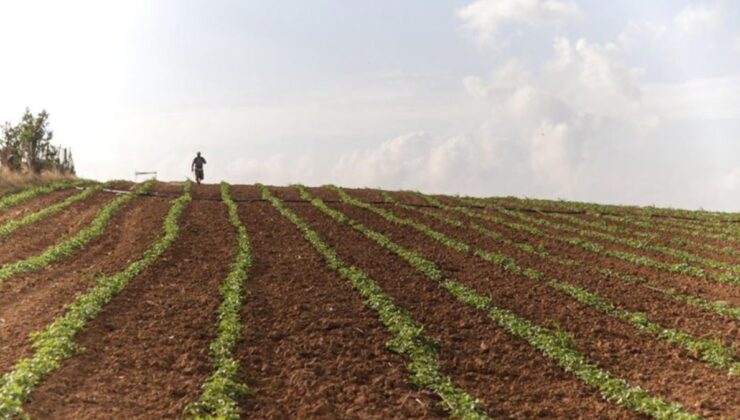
[527,211,735,274]
[0,191,113,265]
[429,194,740,307]
[24,188,233,419]
[105,181,137,191]
[548,212,740,264]
[4,183,739,418]
[0,188,81,227]
[482,196,740,261]
[234,186,446,418]
[191,183,223,200]
[0,195,170,374]
[283,187,638,419]
[325,189,740,418]
[381,204,740,348]
[151,182,187,197]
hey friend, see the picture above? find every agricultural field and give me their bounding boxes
[0,180,739,419]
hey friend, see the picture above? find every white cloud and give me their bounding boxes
[674,3,719,35]
[546,37,644,117]
[458,0,581,43]
[332,131,505,193]
[333,132,429,188]
[735,34,740,53]
[720,167,740,191]
[226,154,317,186]
[333,34,650,198]
[617,20,667,51]
[644,76,740,120]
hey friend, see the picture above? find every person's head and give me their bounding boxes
[197,152,201,157]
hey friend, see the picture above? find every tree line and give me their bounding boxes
[1,109,75,175]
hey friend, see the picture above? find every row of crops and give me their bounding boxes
[0,181,737,418]
[0,181,247,418]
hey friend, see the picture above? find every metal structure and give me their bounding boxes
[134,171,157,182]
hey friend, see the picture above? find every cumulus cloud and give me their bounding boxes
[226,154,317,185]
[546,37,644,116]
[674,3,719,35]
[459,0,581,43]
[617,20,667,50]
[332,132,504,192]
[333,33,652,198]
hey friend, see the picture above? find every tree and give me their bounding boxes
[0,109,75,174]
[0,122,23,171]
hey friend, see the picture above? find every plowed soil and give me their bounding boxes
[0,188,82,227]
[434,195,740,307]
[2,182,739,419]
[0,193,170,374]
[283,190,636,419]
[25,187,232,419]
[316,190,740,418]
[0,190,112,265]
[233,186,445,418]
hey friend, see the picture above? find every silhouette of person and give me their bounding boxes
[192,152,207,184]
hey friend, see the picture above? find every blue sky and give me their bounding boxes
[1,0,739,210]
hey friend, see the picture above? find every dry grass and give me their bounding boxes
[0,168,76,195]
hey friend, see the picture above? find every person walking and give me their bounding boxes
[191,152,207,184]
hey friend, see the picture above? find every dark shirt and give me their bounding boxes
[192,156,207,169]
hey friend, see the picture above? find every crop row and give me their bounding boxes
[261,185,489,419]
[185,182,252,419]
[489,195,738,224]
[333,188,739,376]
[0,182,192,418]
[650,215,740,246]
[600,212,740,257]
[425,194,740,322]
[493,195,740,248]
[0,180,87,214]
[384,194,740,322]
[0,184,103,239]
[510,196,740,256]
[0,180,155,286]
[490,202,740,277]
[302,186,697,419]
[452,197,739,286]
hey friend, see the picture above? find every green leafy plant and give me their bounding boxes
[334,187,740,376]
[0,180,155,286]
[0,179,87,213]
[386,193,740,322]
[263,185,488,419]
[0,181,192,418]
[443,195,739,286]
[303,186,697,419]
[185,182,252,419]
[0,184,104,238]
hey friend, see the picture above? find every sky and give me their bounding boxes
[0,0,739,211]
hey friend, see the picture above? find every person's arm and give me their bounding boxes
[191,159,195,171]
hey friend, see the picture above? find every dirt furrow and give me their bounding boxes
[0,188,81,227]
[429,196,740,307]
[0,191,112,265]
[531,211,738,272]
[382,203,740,348]
[0,195,170,374]
[231,185,446,419]
[285,188,638,419]
[565,212,740,258]
[325,189,740,418]
[23,187,232,419]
